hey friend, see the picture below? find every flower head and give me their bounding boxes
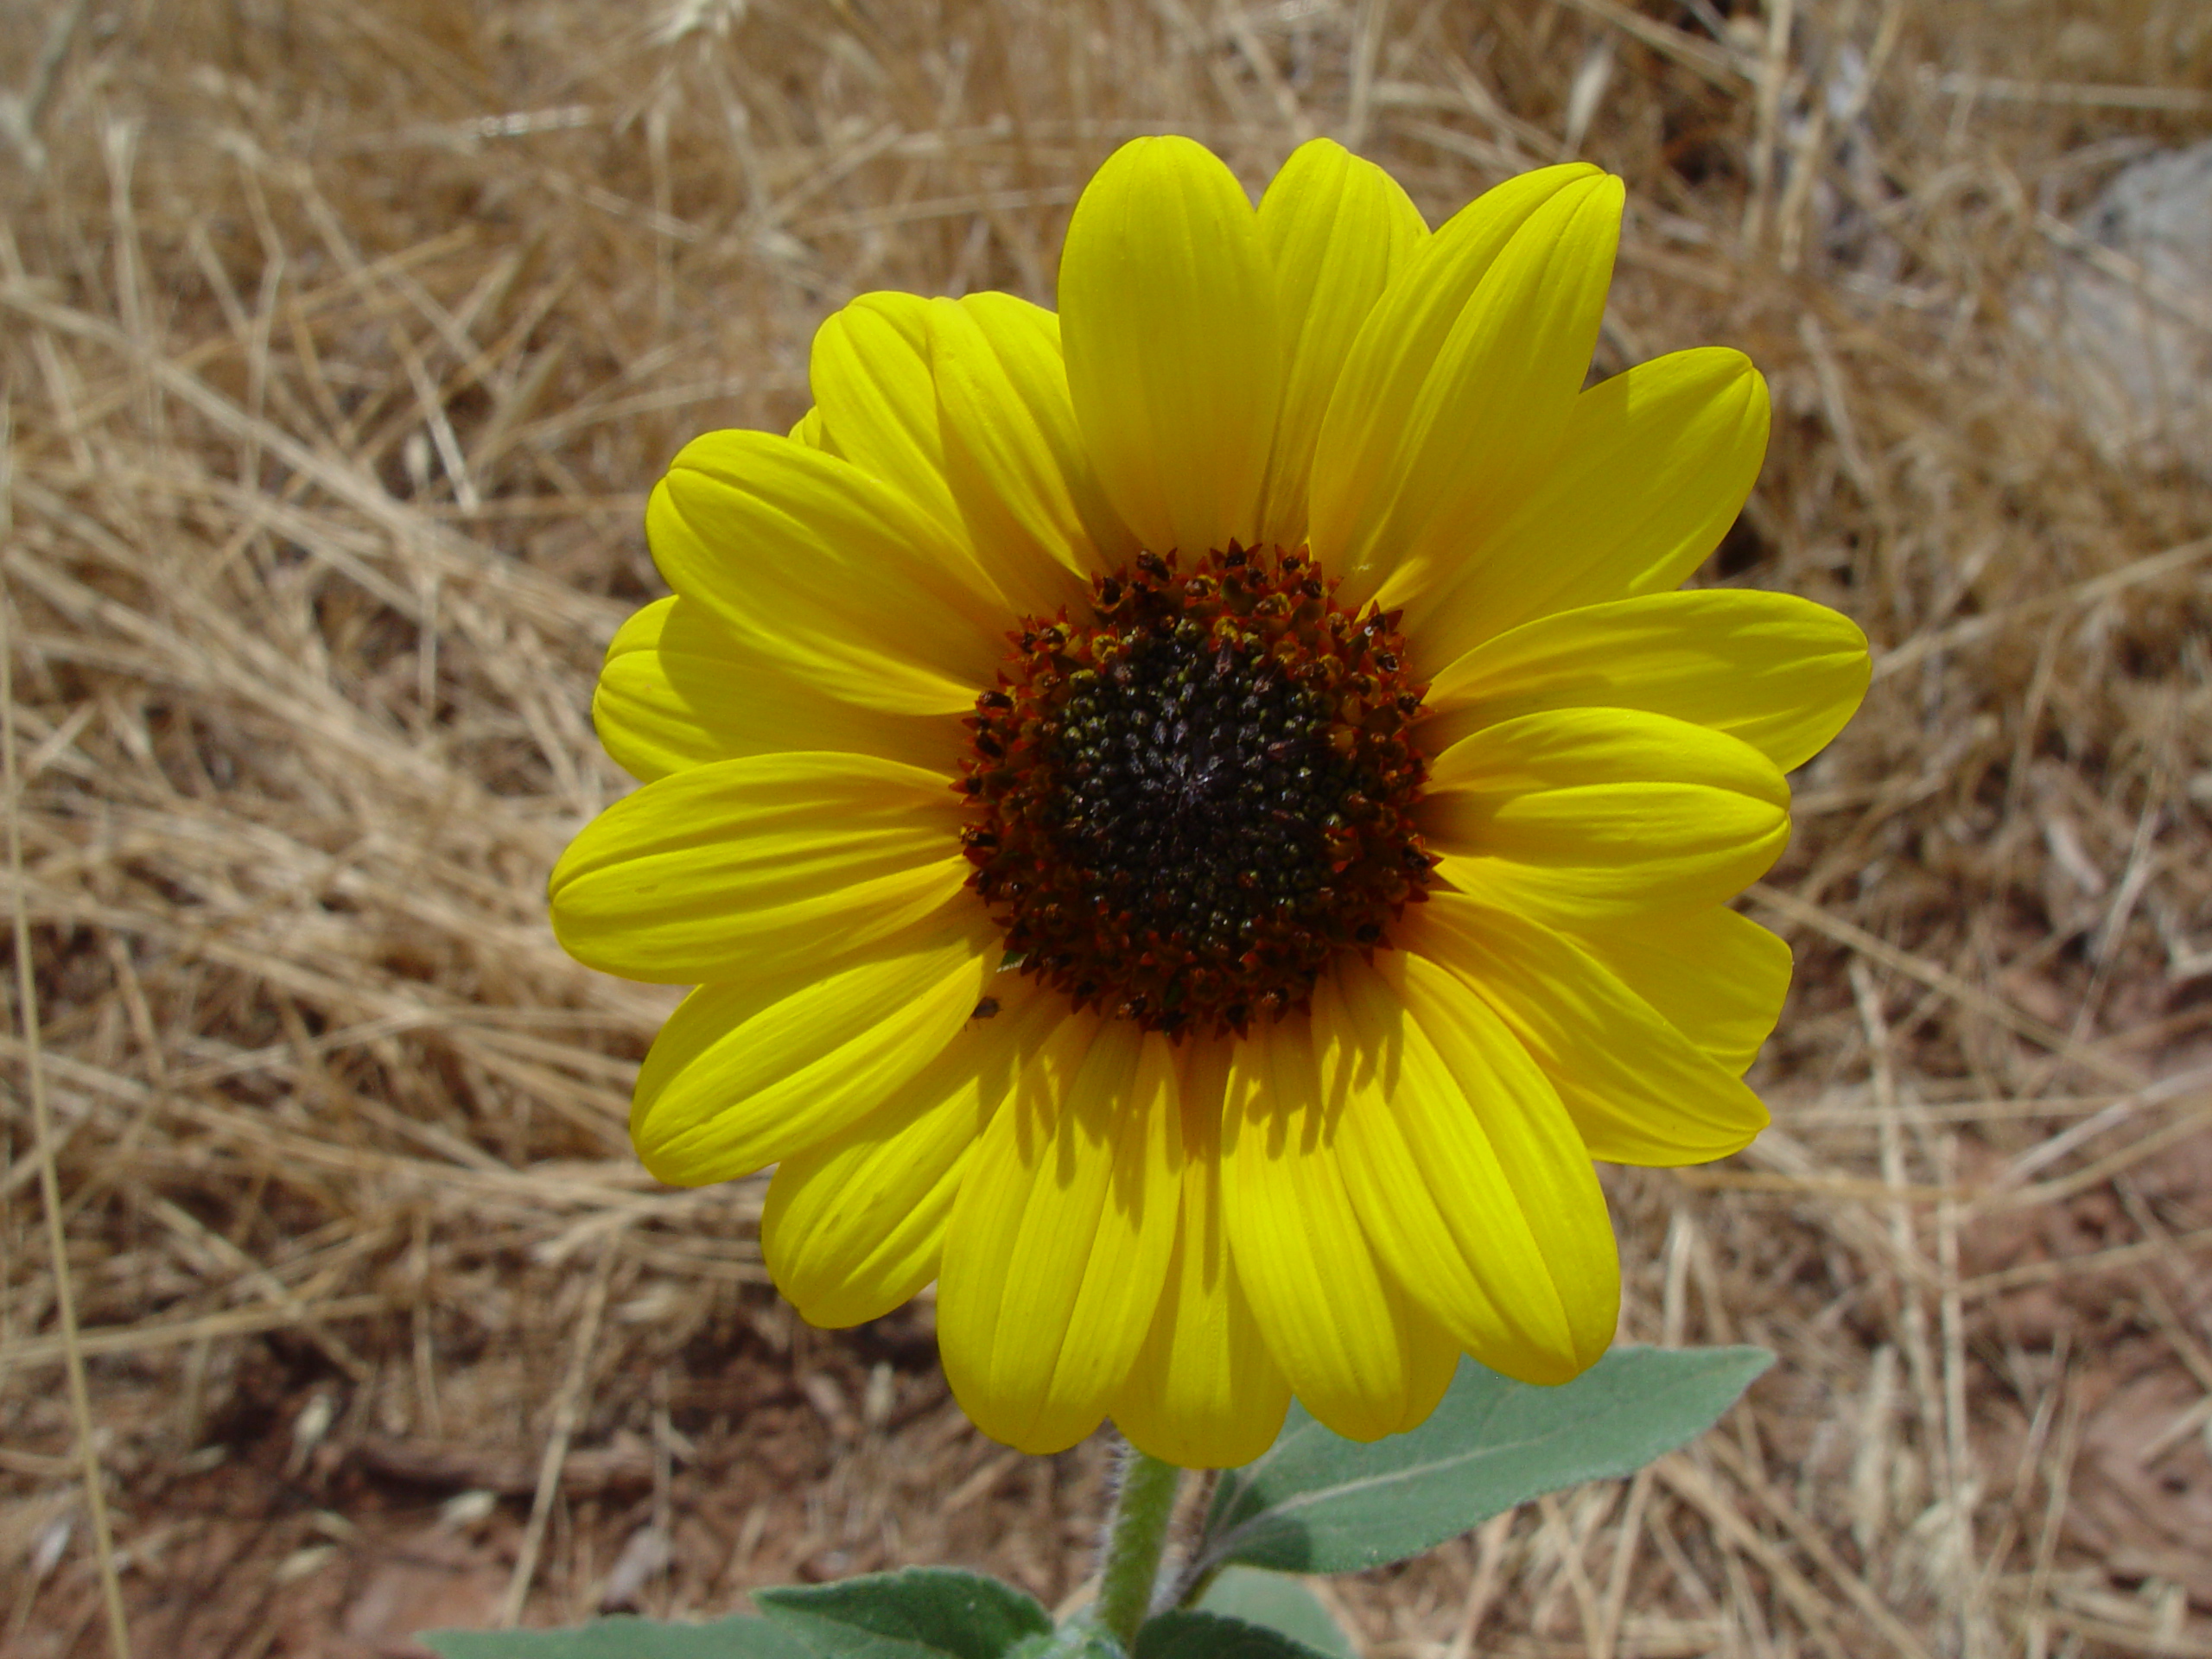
[550,137,1869,1466]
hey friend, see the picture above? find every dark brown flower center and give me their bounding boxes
[957,543,1435,1037]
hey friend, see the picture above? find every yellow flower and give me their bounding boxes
[550,137,1868,1467]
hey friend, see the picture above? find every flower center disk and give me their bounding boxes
[959,543,1435,1036]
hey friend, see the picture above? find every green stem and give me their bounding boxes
[1092,1440,1183,1651]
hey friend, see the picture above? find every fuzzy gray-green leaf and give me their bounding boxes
[1198,1346,1772,1574]
[419,1615,810,1658]
[1193,1568,1352,1658]
[1133,1612,1334,1659]
[753,1567,1053,1658]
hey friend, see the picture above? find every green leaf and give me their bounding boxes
[754,1567,1054,1658]
[1132,1612,1334,1659]
[1198,1345,1772,1575]
[1193,1568,1352,1659]
[419,1614,810,1658]
[1005,1628,1121,1659]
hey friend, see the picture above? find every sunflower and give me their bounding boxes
[550,136,1868,1468]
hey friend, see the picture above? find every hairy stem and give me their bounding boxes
[1093,1440,1183,1650]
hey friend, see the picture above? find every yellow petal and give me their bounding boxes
[1320,954,1618,1382]
[1361,175,1624,613]
[789,406,831,448]
[1307,163,1606,599]
[650,429,1003,716]
[1219,1021,1460,1442]
[928,292,1137,615]
[1412,348,1770,663]
[594,596,962,783]
[1423,707,1790,925]
[549,752,969,984]
[1058,136,1282,556]
[628,914,996,1185]
[1408,895,1770,1166]
[762,974,1062,1327]
[1574,906,1793,1076]
[1254,137,1428,551]
[810,291,962,534]
[938,1020,1184,1454]
[1422,589,1872,770]
[1111,1044,1292,1469]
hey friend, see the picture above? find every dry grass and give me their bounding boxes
[3,0,2211,1654]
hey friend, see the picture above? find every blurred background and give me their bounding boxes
[3,0,2210,1654]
